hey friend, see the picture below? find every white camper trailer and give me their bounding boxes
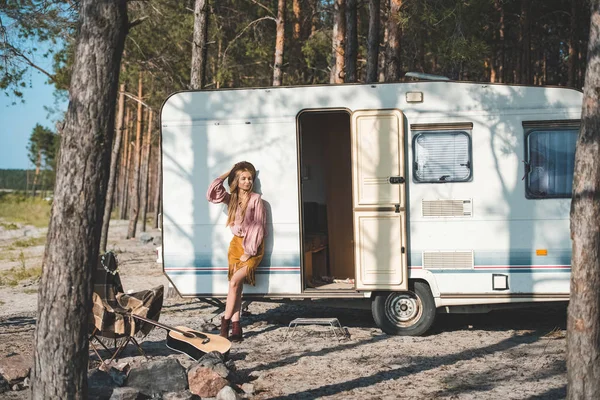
[160,80,582,336]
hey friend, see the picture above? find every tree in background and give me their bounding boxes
[330,0,346,83]
[366,0,381,83]
[273,0,287,86]
[31,0,128,397]
[568,1,600,398]
[385,0,402,81]
[26,124,58,196]
[190,0,210,90]
[344,0,358,82]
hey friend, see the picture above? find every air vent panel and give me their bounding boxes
[422,199,472,217]
[423,251,474,269]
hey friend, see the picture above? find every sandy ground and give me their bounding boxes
[0,219,568,399]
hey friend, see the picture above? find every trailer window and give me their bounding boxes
[526,129,578,199]
[412,131,472,183]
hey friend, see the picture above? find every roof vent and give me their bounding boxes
[404,72,450,81]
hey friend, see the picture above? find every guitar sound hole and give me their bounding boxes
[183,330,207,339]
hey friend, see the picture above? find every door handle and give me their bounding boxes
[389,176,405,184]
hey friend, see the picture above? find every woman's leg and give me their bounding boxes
[224,266,248,321]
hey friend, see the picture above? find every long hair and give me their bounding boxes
[226,162,256,227]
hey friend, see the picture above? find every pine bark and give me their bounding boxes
[31,1,127,398]
[190,0,209,90]
[385,0,402,82]
[100,83,125,252]
[273,0,286,86]
[119,107,131,220]
[140,109,153,233]
[568,0,578,88]
[292,0,301,40]
[127,74,143,239]
[497,0,505,83]
[366,0,380,83]
[330,0,346,83]
[345,0,358,82]
[568,5,600,398]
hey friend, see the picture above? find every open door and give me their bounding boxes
[351,110,408,291]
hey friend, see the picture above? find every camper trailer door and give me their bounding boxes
[351,110,408,291]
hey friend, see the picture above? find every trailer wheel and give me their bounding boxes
[372,281,436,336]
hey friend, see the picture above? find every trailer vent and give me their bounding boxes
[422,199,472,217]
[423,251,474,269]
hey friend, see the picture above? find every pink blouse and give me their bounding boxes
[206,177,266,256]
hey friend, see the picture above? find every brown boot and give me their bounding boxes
[230,321,243,342]
[220,317,231,339]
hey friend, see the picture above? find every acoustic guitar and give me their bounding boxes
[132,315,231,360]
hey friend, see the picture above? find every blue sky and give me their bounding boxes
[0,47,68,170]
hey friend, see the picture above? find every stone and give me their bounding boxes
[139,232,153,244]
[192,351,230,379]
[247,371,262,381]
[109,387,145,400]
[252,374,269,393]
[162,390,195,400]
[127,358,188,396]
[0,375,8,394]
[216,386,240,400]
[88,368,119,400]
[224,360,236,371]
[241,383,254,395]
[0,353,31,383]
[187,366,228,398]
[22,377,30,388]
[109,367,128,387]
[197,351,225,368]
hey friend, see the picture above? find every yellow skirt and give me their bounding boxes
[228,236,264,286]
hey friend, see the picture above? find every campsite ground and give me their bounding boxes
[0,219,567,399]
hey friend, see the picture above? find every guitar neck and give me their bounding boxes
[131,314,187,336]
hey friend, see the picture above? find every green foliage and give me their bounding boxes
[27,124,59,170]
[0,192,51,228]
[0,222,19,230]
[0,260,42,287]
[0,0,76,99]
[9,236,46,249]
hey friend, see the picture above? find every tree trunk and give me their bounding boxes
[330,0,346,83]
[140,109,153,233]
[153,130,162,229]
[190,0,209,90]
[273,0,286,86]
[568,5,600,399]
[100,83,126,252]
[293,0,301,40]
[497,0,505,83]
[32,150,41,197]
[345,0,358,82]
[568,0,578,88]
[385,0,402,82]
[516,0,531,84]
[366,0,380,83]
[127,74,143,239]
[379,20,388,82]
[119,107,131,220]
[31,1,127,398]
[310,0,319,37]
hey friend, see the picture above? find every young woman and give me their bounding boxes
[207,161,266,342]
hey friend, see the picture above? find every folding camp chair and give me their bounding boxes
[89,251,164,365]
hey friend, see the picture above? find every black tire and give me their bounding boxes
[371,281,436,336]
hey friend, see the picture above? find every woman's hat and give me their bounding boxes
[228,161,257,186]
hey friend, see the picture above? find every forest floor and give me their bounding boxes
[0,219,568,399]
